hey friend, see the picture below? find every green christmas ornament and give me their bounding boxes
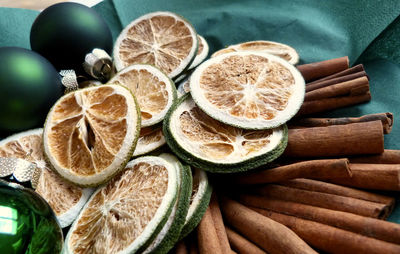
[0,180,63,253]
[30,2,113,77]
[0,47,63,133]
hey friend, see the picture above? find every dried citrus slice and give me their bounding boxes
[179,167,212,240]
[188,35,209,70]
[64,156,179,254]
[177,75,191,97]
[108,64,176,127]
[43,84,141,187]
[113,11,198,79]
[133,125,166,157]
[190,51,305,130]
[212,40,300,65]
[163,94,288,173]
[0,129,92,228]
[143,154,192,254]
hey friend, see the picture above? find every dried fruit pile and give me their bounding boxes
[1,10,400,254]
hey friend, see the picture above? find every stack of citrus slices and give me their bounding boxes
[0,10,306,254]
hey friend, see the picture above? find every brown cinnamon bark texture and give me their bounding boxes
[289,112,393,134]
[306,64,365,84]
[174,241,188,254]
[233,159,351,185]
[253,184,390,219]
[280,178,395,206]
[252,208,400,254]
[297,56,349,82]
[327,163,400,191]
[284,121,384,157]
[220,197,317,254]
[304,76,369,101]
[197,207,223,254]
[305,70,367,92]
[349,149,400,164]
[225,226,267,254]
[297,92,371,116]
[241,196,400,244]
[209,193,231,254]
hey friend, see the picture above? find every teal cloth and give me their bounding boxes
[1,0,400,222]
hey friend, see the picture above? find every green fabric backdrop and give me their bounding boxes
[0,0,399,221]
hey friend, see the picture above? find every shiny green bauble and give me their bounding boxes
[0,47,63,133]
[0,180,63,254]
[30,2,113,71]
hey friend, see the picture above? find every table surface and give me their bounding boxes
[0,0,102,10]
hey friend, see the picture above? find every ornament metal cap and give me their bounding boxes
[83,48,113,82]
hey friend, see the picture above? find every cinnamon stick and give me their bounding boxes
[252,208,400,254]
[306,64,365,85]
[306,70,368,92]
[220,197,317,254]
[187,233,199,254]
[284,121,384,157]
[240,196,400,245]
[233,159,351,185]
[252,184,390,219]
[225,226,267,254]
[327,163,400,191]
[197,207,223,254]
[209,193,231,253]
[289,112,393,134]
[304,76,369,101]
[297,56,349,82]
[280,178,395,206]
[296,92,371,116]
[174,240,188,254]
[349,149,400,164]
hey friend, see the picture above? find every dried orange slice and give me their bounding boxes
[108,64,176,127]
[188,35,209,69]
[64,156,179,254]
[190,51,305,130]
[43,85,141,187]
[133,125,166,157]
[212,40,300,65]
[163,94,288,173]
[0,128,92,228]
[113,11,198,79]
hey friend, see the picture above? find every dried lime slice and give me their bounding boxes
[113,11,198,79]
[212,40,299,65]
[133,125,166,157]
[43,85,141,187]
[188,35,209,69]
[163,94,288,173]
[64,156,179,254]
[190,51,305,130]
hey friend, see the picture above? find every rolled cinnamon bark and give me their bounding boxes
[306,64,365,85]
[252,208,400,254]
[220,197,317,254]
[349,150,400,164]
[289,112,393,134]
[327,163,400,191]
[305,76,369,101]
[253,184,390,219]
[297,92,371,116]
[233,159,351,185]
[279,178,395,206]
[197,207,223,254]
[209,193,231,254]
[225,226,267,254]
[187,233,199,254]
[284,121,384,157]
[306,70,368,92]
[240,196,400,245]
[297,56,349,82]
[174,241,188,254]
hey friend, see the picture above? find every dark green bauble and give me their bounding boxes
[0,47,63,133]
[0,180,63,253]
[30,2,113,71]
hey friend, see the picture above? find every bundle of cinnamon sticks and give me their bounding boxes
[171,57,400,254]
